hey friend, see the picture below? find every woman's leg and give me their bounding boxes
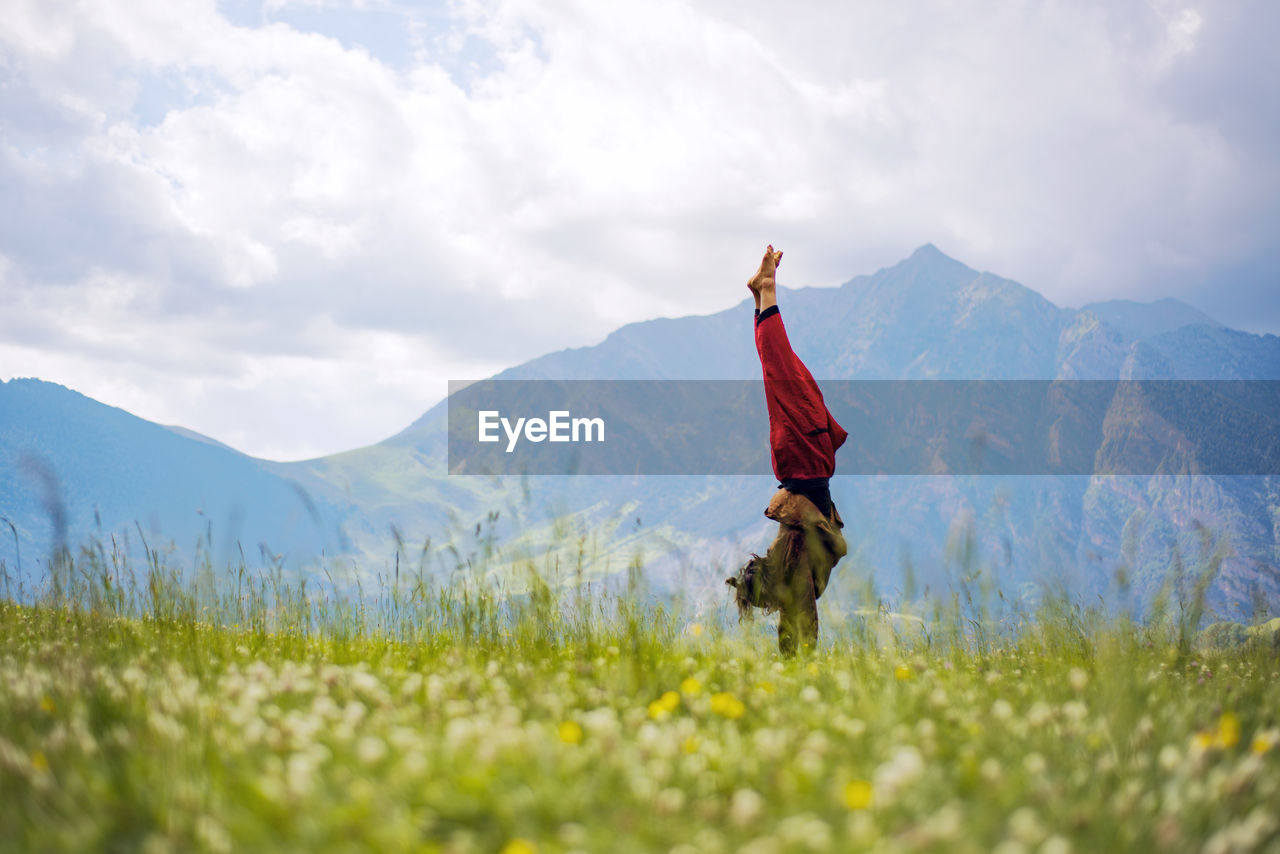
[749,245,844,481]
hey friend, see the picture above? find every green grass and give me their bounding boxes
[2,546,1279,853]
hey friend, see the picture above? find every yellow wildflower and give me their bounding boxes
[1191,730,1215,753]
[1251,729,1278,755]
[710,692,745,719]
[688,623,705,637]
[31,751,49,773]
[649,690,681,720]
[682,736,701,755]
[1217,712,1241,749]
[894,665,913,682]
[500,839,537,854]
[558,721,583,745]
[842,779,874,810]
[681,677,702,696]
[757,681,775,694]
[40,696,55,714]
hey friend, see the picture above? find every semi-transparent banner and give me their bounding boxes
[446,380,1280,476]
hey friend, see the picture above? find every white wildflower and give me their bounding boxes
[1068,668,1088,692]
[730,788,765,826]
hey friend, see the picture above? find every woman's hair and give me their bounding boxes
[726,542,791,620]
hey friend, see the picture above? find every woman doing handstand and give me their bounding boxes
[729,245,848,655]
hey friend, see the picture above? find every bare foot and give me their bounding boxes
[747,244,783,296]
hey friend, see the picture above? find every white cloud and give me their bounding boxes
[1,0,1276,459]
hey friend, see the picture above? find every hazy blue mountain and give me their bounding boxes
[1124,324,1280,380]
[481,244,1069,382]
[163,424,240,452]
[1082,297,1221,343]
[4,245,1277,618]
[0,379,347,588]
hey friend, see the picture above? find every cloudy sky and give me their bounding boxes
[2,0,1277,461]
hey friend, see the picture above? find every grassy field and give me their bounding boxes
[2,551,1279,853]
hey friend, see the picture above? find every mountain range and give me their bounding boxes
[3,245,1277,618]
